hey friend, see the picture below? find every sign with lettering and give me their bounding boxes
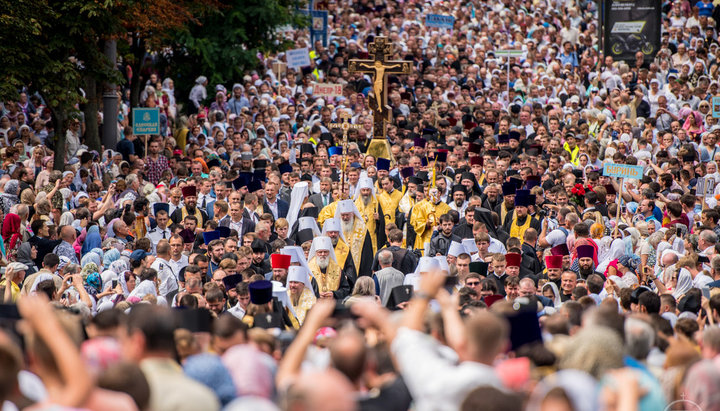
[314,83,344,98]
[713,97,720,119]
[286,48,311,69]
[132,108,160,135]
[426,14,455,29]
[603,163,644,179]
[696,177,716,198]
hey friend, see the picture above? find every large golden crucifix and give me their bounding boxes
[348,36,411,161]
[328,111,363,198]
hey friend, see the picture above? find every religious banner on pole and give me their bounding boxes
[348,37,411,162]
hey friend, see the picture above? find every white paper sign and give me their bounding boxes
[286,48,311,69]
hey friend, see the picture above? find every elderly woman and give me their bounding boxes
[0,180,21,215]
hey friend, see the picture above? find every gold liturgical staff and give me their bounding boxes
[348,36,411,161]
[328,111,363,198]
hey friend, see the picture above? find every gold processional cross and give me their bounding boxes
[328,111,363,198]
[348,36,411,162]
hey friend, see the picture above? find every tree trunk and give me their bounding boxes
[129,36,145,119]
[83,74,101,152]
[50,107,67,171]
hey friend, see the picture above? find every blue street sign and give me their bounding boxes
[713,97,720,119]
[603,163,644,179]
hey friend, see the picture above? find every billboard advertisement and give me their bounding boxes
[603,0,661,62]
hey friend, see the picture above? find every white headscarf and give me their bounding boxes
[542,282,562,307]
[597,238,626,273]
[673,268,693,299]
[129,280,157,299]
[286,181,309,229]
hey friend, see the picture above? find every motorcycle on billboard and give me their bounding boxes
[603,0,661,62]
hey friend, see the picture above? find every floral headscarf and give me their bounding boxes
[85,271,102,297]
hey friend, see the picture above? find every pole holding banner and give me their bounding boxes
[603,163,644,236]
[613,177,623,237]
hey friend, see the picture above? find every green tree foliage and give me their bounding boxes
[0,0,122,169]
[166,0,308,94]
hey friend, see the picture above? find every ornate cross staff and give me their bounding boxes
[328,111,362,198]
[349,36,411,161]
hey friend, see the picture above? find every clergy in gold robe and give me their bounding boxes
[354,177,386,255]
[321,218,359,286]
[377,175,403,226]
[502,190,541,240]
[334,199,375,277]
[306,236,352,300]
[496,182,517,224]
[410,187,451,255]
[286,266,316,325]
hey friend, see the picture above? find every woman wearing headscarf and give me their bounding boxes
[2,213,21,259]
[103,248,121,268]
[541,282,562,308]
[598,237,627,276]
[189,76,208,115]
[81,225,102,256]
[0,180,21,215]
[16,243,38,275]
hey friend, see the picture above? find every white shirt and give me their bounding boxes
[169,254,189,276]
[229,217,245,237]
[391,327,501,411]
[227,303,246,320]
[488,238,506,254]
[151,257,178,297]
[545,227,569,247]
[146,226,172,253]
[266,199,279,219]
[245,207,259,224]
[198,192,214,210]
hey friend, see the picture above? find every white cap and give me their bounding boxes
[321,217,346,242]
[287,266,313,289]
[412,257,440,276]
[334,199,363,221]
[7,262,28,272]
[308,236,337,263]
[448,241,467,257]
[435,256,449,273]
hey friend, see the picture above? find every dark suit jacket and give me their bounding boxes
[218,215,255,237]
[263,199,289,220]
[521,242,543,279]
[308,192,332,210]
[242,208,259,224]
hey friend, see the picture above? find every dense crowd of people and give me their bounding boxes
[2,0,720,410]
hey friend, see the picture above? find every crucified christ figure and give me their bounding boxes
[356,60,403,115]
